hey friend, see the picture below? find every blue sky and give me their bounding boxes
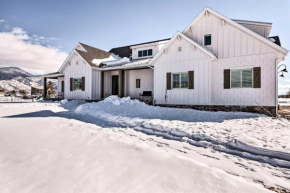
[0,0,290,93]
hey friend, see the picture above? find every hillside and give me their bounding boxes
[0,67,57,94]
[0,67,32,80]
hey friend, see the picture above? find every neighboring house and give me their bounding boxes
[43,7,288,115]
[0,86,5,96]
[31,86,44,95]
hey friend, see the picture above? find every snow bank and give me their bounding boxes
[103,96,145,106]
[60,96,290,168]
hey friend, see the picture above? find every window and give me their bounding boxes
[138,49,153,57]
[138,51,142,57]
[172,72,188,88]
[204,34,211,46]
[231,68,253,88]
[148,49,152,56]
[178,47,182,52]
[136,79,140,88]
[73,78,83,91]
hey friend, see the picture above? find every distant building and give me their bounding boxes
[31,86,43,95]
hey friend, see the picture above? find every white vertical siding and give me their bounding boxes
[125,69,154,98]
[183,13,276,59]
[154,12,279,107]
[92,70,101,100]
[57,77,64,93]
[238,23,270,38]
[154,38,212,105]
[212,53,276,106]
[131,41,168,60]
[63,53,92,100]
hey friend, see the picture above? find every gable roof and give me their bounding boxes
[182,7,288,56]
[149,32,217,65]
[58,43,111,72]
[77,43,111,66]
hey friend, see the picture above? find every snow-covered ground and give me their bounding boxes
[0,98,290,193]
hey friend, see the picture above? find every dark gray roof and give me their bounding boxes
[269,36,281,46]
[77,42,111,67]
[109,38,170,58]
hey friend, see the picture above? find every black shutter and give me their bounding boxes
[70,78,73,91]
[166,73,171,90]
[61,81,64,92]
[82,77,85,91]
[253,67,261,88]
[224,69,230,89]
[188,71,194,89]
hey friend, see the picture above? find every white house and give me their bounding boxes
[43,7,288,115]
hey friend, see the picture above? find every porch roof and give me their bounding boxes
[41,72,64,78]
[98,58,152,71]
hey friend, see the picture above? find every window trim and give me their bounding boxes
[171,72,189,89]
[138,49,153,58]
[230,68,253,89]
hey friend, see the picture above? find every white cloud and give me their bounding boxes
[278,83,290,95]
[0,27,68,75]
[285,79,290,82]
[0,19,5,23]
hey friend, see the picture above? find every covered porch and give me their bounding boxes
[99,63,154,102]
[42,72,65,101]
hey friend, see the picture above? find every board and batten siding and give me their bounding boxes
[63,53,92,100]
[124,69,154,98]
[212,53,276,106]
[183,13,276,59]
[154,38,212,105]
[57,77,64,93]
[180,13,279,106]
[92,69,101,100]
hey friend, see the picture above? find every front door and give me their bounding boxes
[112,75,119,95]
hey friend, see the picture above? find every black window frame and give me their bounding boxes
[204,34,211,46]
[138,49,153,58]
[138,51,142,57]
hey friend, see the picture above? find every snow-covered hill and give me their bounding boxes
[0,67,57,94]
[0,67,32,80]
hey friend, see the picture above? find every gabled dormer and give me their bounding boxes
[182,7,287,59]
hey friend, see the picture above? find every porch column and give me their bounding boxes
[43,77,47,98]
[100,71,104,99]
[118,70,124,97]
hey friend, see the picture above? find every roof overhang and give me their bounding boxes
[182,7,288,56]
[149,31,217,65]
[41,72,64,78]
[92,64,151,71]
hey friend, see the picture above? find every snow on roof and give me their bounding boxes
[91,53,121,66]
[100,58,151,70]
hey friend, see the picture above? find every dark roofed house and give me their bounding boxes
[41,7,288,116]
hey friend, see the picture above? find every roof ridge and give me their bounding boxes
[78,42,109,53]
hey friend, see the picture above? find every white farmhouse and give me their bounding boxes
[43,7,288,115]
